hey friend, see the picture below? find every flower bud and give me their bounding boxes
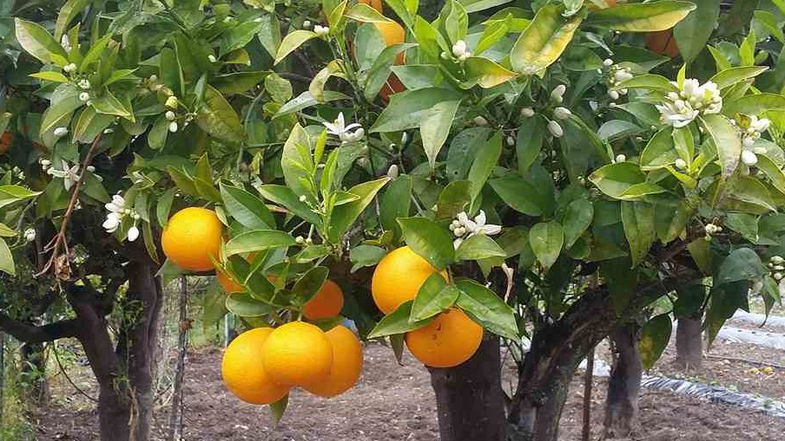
[547,120,563,138]
[53,127,69,137]
[615,154,626,163]
[521,107,535,118]
[79,92,90,102]
[603,59,614,67]
[386,164,399,178]
[208,54,217,63]
[166,111,176,121]
[473,116,488,126]
[741,149,758,166]
[553,107,571,120]
[168,122,178,133]
[165,96,179,109]
[127,226,140,242]
[674,158,687,170]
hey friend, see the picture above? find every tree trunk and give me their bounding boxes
[602,324,642,439]
[125,260,164,441]
[429,337,506,441]
[676,316,702,370]
[168,276,188,441]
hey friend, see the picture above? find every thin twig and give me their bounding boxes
[706,354,785,370]
[36,135,102,279]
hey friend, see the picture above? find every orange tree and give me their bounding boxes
[1,1,785,441]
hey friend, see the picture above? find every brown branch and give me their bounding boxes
[0,313,79,344]
[36,134,103,279]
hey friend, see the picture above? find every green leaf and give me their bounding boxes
[346,3,393,23]
[639,313,673,370]
[220,184,275,230]
[258,184,321,225]
[370,88,462,168]
[226,293,274,317]
[410,273,459,322]
[221,19,264,55]
[621,201,655,267]
[616,74,679,93]
[673,0,721,63]
[585,1,697,32]
[292,266,329,304]
[435,180,471,222]
[467,131,502,203]
[454,278,518,340]
[367,301,434,339]
[756,154,785,196]
[29,71,69,83]
[73,107,114,144]
[350,244,387,272]
[156,188,176,227]
[724,93,785,116]
[463,57,518,88]
[589,162,646,199]
[327,177,390,242]
[0,239,14,276]
[517,116,546,174]
[510,4,582,75]
[196,85,245,145]
[489,175,544,216]
[715,248,766,285]
[212,71,269,95]
[640,127,678,170]
[709,66,768,90]
[275,90,351,117]
[202,284,229,331]
[529,221,564,269]
[14,18,68,64]
[257,14,281,57]
[397,217,456,270]
[275,30,317,65]
[55,0,88,40]
[41,89,82,134]
[700,114,740,179]
[225,230,296,256]
[269,394,289,427]
[456,235,507,261]
[562,199,593,248]
[379,176,412,239]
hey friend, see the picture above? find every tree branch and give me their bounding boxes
[0,314,79,344]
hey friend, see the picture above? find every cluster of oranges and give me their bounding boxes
[161,204,485,405]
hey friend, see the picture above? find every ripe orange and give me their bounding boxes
[0,131,12,154]
[262,321,334,386]
[303,279,344,320]
[221,327,289,404]
[374,20,405,65]
[379,73,405,103]
[217,270,244,293]
[303,325,363,397]
[646,29,679,58]
[371,246,448,314]
[359,0,383,12]
[162,207,223,272]
[405,308,483,368]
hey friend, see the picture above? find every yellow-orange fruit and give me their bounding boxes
[374,20,406,65]
[217,270,244,293]
[303,279,344,320]
[221,327,289,404]
[405,308,483,368]
[359,0,383,12]
[161,207,223,272]
[0,131,12,154]
[262,322,334,386]
[371,246,448,314]
[646,29,679,58]
[303,325,363,397]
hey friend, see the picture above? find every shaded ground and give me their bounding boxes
[34,343,785,441]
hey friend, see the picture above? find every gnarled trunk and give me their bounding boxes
[602,324,642,439]
[676,316,702,370]
[429,337,507,441]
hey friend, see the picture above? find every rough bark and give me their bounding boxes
[602,324,642,440]
[676,316,702,370]
[168,276,188,441]
[429,337,507,441]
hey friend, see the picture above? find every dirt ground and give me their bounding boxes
[33,342,785,441]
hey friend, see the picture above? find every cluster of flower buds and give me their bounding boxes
[451,40,472,61]
[449,211,502,249]
[656,79,722,128]
[730,114,771,167]
[704,222,723,237]
[103,194,140,241]
[314,25,330,36]
[603,60,632,101]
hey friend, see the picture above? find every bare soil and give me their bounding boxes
[34,343,785,441]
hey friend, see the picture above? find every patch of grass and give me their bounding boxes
[1,342,35,441]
